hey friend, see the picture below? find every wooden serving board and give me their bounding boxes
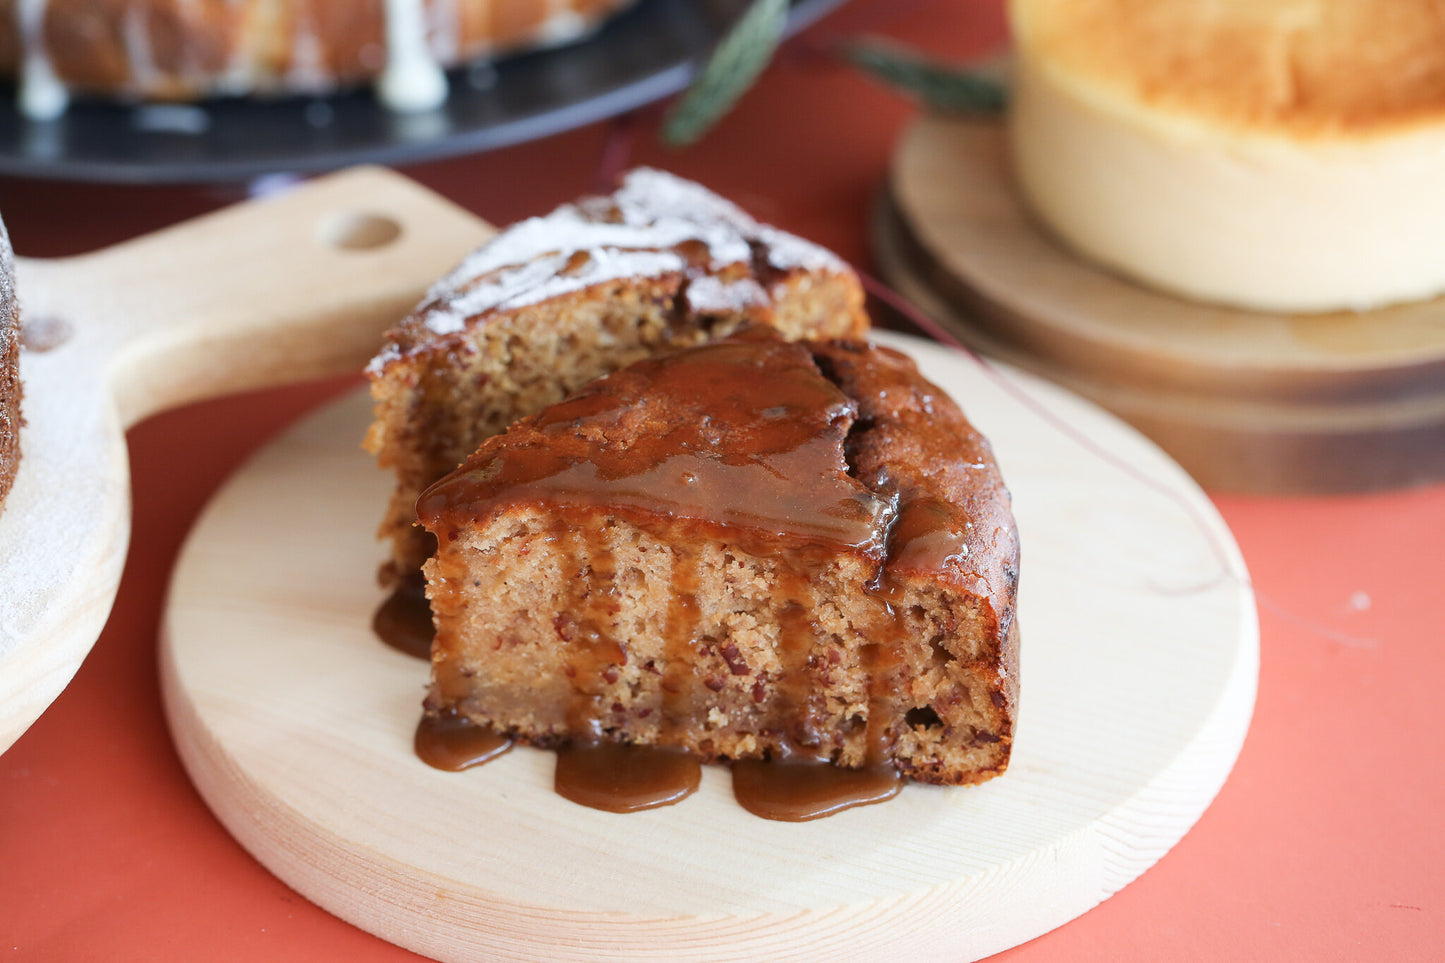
[0,168,493,754]
[875,117,1445,494]
[161,331,1258,962]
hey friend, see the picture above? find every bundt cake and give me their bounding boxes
[415,328,1020,792]
[364,168,869,604]
[0,215,20,516]
[2,0,638,118]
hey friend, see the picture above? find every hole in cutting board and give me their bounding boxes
[320,212,402,251]
[20,315,72,352]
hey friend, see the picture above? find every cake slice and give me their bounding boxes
[0,218,21,516]
[415,329,1019,786]
[365,169,868,590]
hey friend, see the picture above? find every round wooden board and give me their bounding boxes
[877,116,1445,494]
[160,332,1257,962]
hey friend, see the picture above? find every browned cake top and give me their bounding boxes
[1013,0,1445,138]
[811,339,1017,611]
[368,168,856,375]
[418,329,1016,612]
[0,214,21,515]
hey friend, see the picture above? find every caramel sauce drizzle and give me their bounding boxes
[732,759,901,822]
[554,740,701,814]
[373,570,434,660]
[414,711,512,772]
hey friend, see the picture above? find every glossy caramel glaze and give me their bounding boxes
[417,329,893,556]
[554,740,701,813]
[373,570,433,660]
[731,758,902,821]
[414,711,512,771]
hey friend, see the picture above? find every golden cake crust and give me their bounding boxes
[0,216,19,515]
[1012,0,1445,137]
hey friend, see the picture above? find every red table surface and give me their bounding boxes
[2,1,1442,959]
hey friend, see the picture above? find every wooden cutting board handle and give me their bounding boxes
[14,166,494,428]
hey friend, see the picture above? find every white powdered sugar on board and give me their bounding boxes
[367,169,849,374]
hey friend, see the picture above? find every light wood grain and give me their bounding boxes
[161,332,1258,962]
[0,168,494,753]
[877,117,1445,493]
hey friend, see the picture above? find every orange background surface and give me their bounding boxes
[2,1,1443,959]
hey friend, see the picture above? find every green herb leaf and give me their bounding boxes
[842,40,1007,115]
[662,0,789,148]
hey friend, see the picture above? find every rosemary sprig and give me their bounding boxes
[661,3,1009,147]
[841,40,1007,115]
[662,0,789,148]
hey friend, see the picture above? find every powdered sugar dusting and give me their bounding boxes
[684,275,769,314]
[756,223,849,274]
[368,169,849,375]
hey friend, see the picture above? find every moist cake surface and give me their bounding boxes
[416,330,1019,786]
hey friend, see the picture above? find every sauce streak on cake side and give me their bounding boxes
[373,571,435,659]
[411,330,1018,820]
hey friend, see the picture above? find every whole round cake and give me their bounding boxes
[1009,0,1445,313]
[0,214,19,516]
[2,0,637,118]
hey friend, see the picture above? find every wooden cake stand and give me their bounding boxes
[874,116,1445,494]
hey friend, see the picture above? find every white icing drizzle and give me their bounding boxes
[533,10,590,48]
[16,0,67,121]
[122,5,161,96]
[286,12,329,92]
[683,275,769,315]
[378,0,448,113]
[367,169,851,374]
[428,0,462,65]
